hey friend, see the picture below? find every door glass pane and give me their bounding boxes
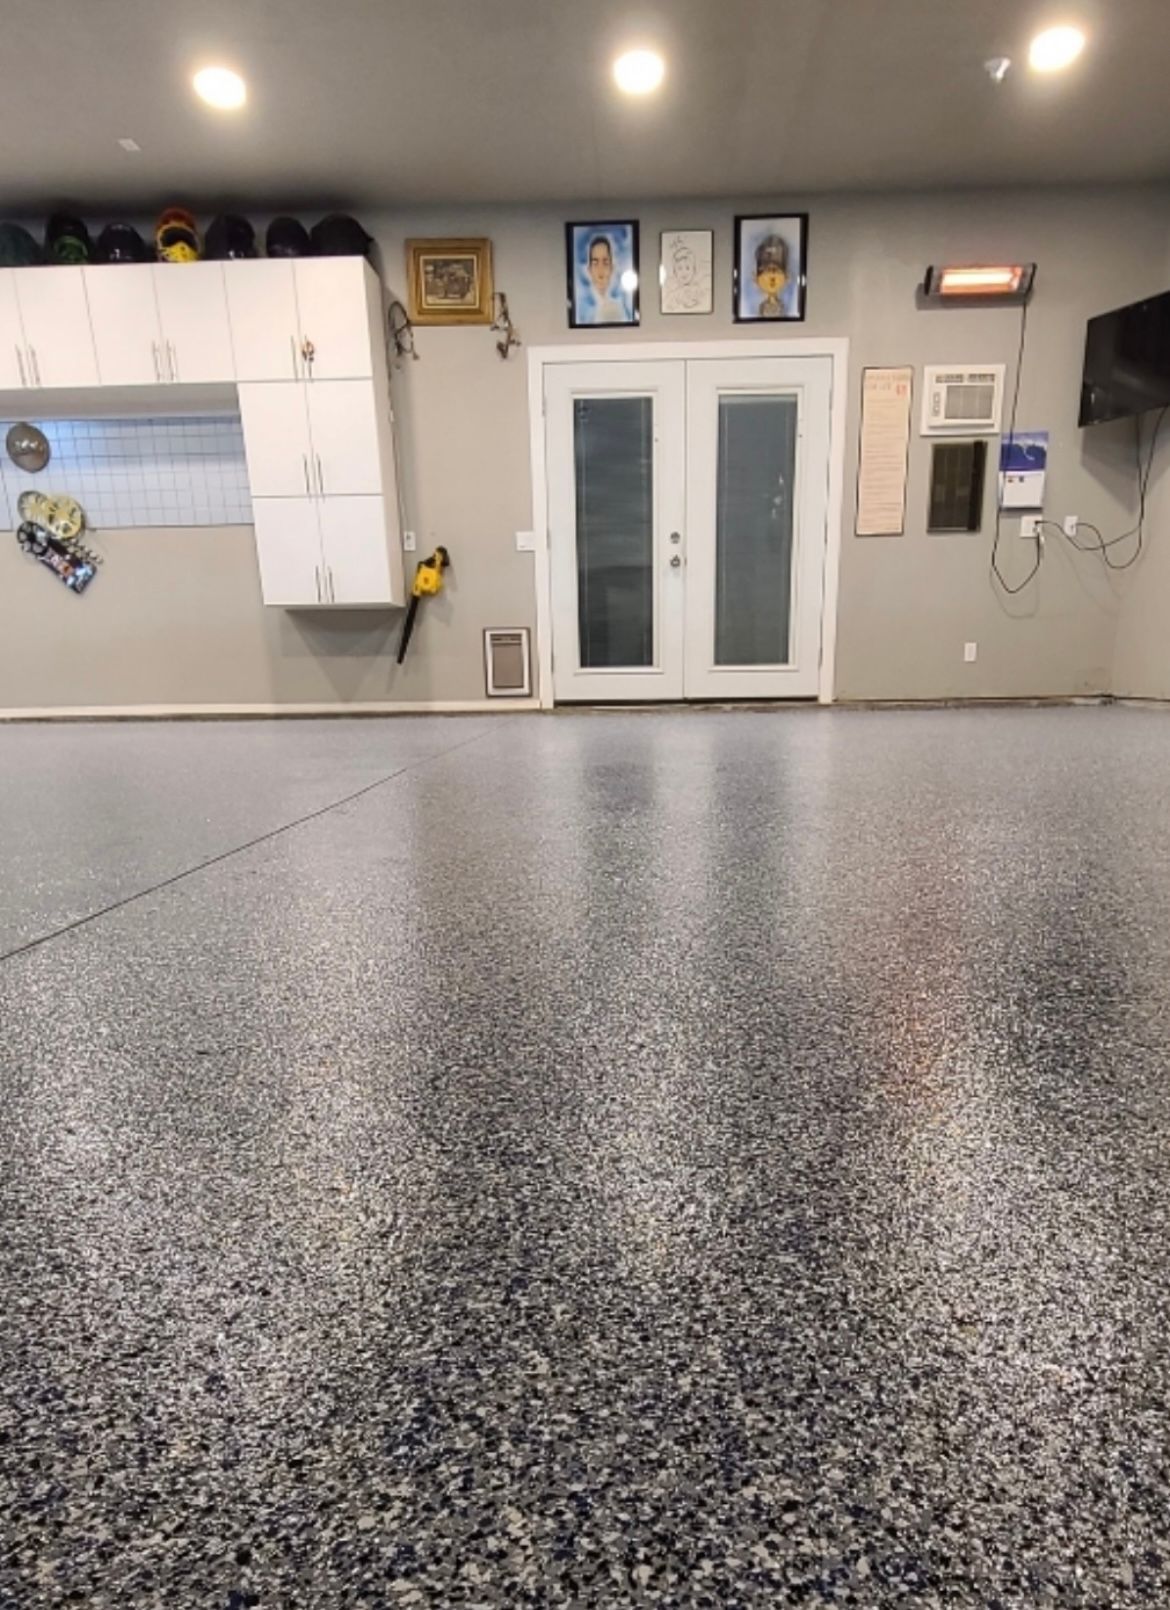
[715,393,798,666]
[574,396,653,668]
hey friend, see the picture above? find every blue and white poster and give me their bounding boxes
[999,430,1048,510]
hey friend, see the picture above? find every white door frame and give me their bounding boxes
[527,338,849,709]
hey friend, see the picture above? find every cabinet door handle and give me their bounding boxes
[151,341,161,383]
[29,347,41,386]
[315,565,322,603]
[328,566,335,602]
[301,337,315,374]
[316,454,324,495]
[289,335,299,380]
[168,342,178,382]
[302,454,311,496]
[15,346,26,386]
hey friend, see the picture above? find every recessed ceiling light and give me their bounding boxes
[1028,25,1086,72]
[613,49,665,95]
[193,66,247,110]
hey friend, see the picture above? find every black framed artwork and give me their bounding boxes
[733,213,809,323]
[565,220,640,328]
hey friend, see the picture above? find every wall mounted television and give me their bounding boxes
[1080,289,1170,426]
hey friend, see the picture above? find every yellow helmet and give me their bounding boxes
[155,207,202,263]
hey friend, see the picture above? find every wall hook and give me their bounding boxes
[490,291,521,359]
[388,300,419,365]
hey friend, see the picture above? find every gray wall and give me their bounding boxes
[2,183,1167,709]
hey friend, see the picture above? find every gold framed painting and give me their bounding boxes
[406,238,494,325]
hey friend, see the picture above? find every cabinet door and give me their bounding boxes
[238,383,314,498]
[293,259,375,380]
[14,267,99,387]
[84,265,162,385]
[251,497,325,606]
[305,380,383,496]
[153,263,234,383]
[0,271,28,388]
[224,261,301,381]
[319,496,396,606]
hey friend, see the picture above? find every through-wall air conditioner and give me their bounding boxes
[920,364,1006,435]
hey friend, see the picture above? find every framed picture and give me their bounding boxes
[659,229,713,315]
[733,214,808,323]
[565,221,639,328]
[406,238,493,325]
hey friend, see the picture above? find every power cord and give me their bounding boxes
[1047,404,1169,570]
[990,297,1040,595]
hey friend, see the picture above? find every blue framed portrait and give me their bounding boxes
[565,221,640,328]
[733,213,809,323]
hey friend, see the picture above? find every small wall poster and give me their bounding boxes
[999,430,1048,509]
[856,367,913,536]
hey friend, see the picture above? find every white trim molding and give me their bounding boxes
[0,700,540,721]
[527,337,850,708]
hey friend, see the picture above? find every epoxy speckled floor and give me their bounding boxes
[3,707,1170,1608]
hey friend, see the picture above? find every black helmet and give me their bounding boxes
[46,212,92,264]
[265,216,311,258]
[95,222,151,264]
[205,214,257,260]
[309,214,373,259]
[0,223,42,267]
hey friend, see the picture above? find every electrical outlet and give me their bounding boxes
[964,642,978,663]
[403,530,417,552]
[515,530,536,553]
[1064,515,1079,538]
[1020,515,1041,539]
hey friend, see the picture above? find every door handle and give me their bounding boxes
[151,341,161,383]
[315,454,324,495]
[301,336,315,373]
[290,335,299,379]
[28,347,41,386]
[315,565,322,602]
[168,342,178,382]
[15,346,26,386]
[670,555,682,568]
[327,566,335,602]
[302,454,311,496]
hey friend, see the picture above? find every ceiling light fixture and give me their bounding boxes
[613,49,665,95]
[193,65,247,110]
[1028,25,1086,72]
[924,263,1037,299]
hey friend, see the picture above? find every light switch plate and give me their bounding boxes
[515,530,536,552]
[403,530,417,552]
[964,642,978,663]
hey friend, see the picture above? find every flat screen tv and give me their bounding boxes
[1080,289,1170,426]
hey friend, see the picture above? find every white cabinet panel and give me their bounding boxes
[0,272,28,388]
[84,266,162,385]
[224,261,301,381]
[319,496,396,605]
[252,497,324,606]
[238,383,314,498]
[294,259,375,380]
[153,263,234,383]
[14,268,99,388]
[306,380,383,496]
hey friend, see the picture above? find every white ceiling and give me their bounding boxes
[5,0,1170,212]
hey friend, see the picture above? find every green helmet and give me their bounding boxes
[0,223,43,267]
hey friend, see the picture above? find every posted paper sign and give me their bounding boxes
[856,367,913,535]
[999,430,1048,510]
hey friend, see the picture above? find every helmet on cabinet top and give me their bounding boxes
[155,207,202,263]
[205,213,257,260]
[265,216,311,258]
[95,222,151,264]
[45,212,93,264]
[309,213,373,259]
[0,222,43,266]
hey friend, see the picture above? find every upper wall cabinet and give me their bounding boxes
[152,265,234,384]
[84,265,162,384]
[0,266,99,388]
[84,264,234,386]
[225,258,380,383]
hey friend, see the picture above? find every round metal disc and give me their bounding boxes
[6,422,49,473]
[46,495,84,541]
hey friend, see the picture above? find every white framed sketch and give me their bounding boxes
[659,229,713,315]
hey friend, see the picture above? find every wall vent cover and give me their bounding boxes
[921,365,1005,435]
[484,628,532,697]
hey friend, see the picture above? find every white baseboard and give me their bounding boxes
[0,699,541,721]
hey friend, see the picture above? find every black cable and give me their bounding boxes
[0,725,495,969]
[1037,403,1170,571]
[991,297,1041,595]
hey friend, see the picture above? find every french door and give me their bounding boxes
[545,352,833,701]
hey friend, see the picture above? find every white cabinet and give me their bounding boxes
[238,383,314,496]
[320,497,395,604]
[293,259,378,380]
[305,381,383,496]
[12,268,99,388]
[153,264,234,384]
[84,265,163,385]
[224,261,301,381]
[252,498,326,606]
[0,272,27,389]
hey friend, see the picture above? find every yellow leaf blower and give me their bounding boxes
[397,546,450,663]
